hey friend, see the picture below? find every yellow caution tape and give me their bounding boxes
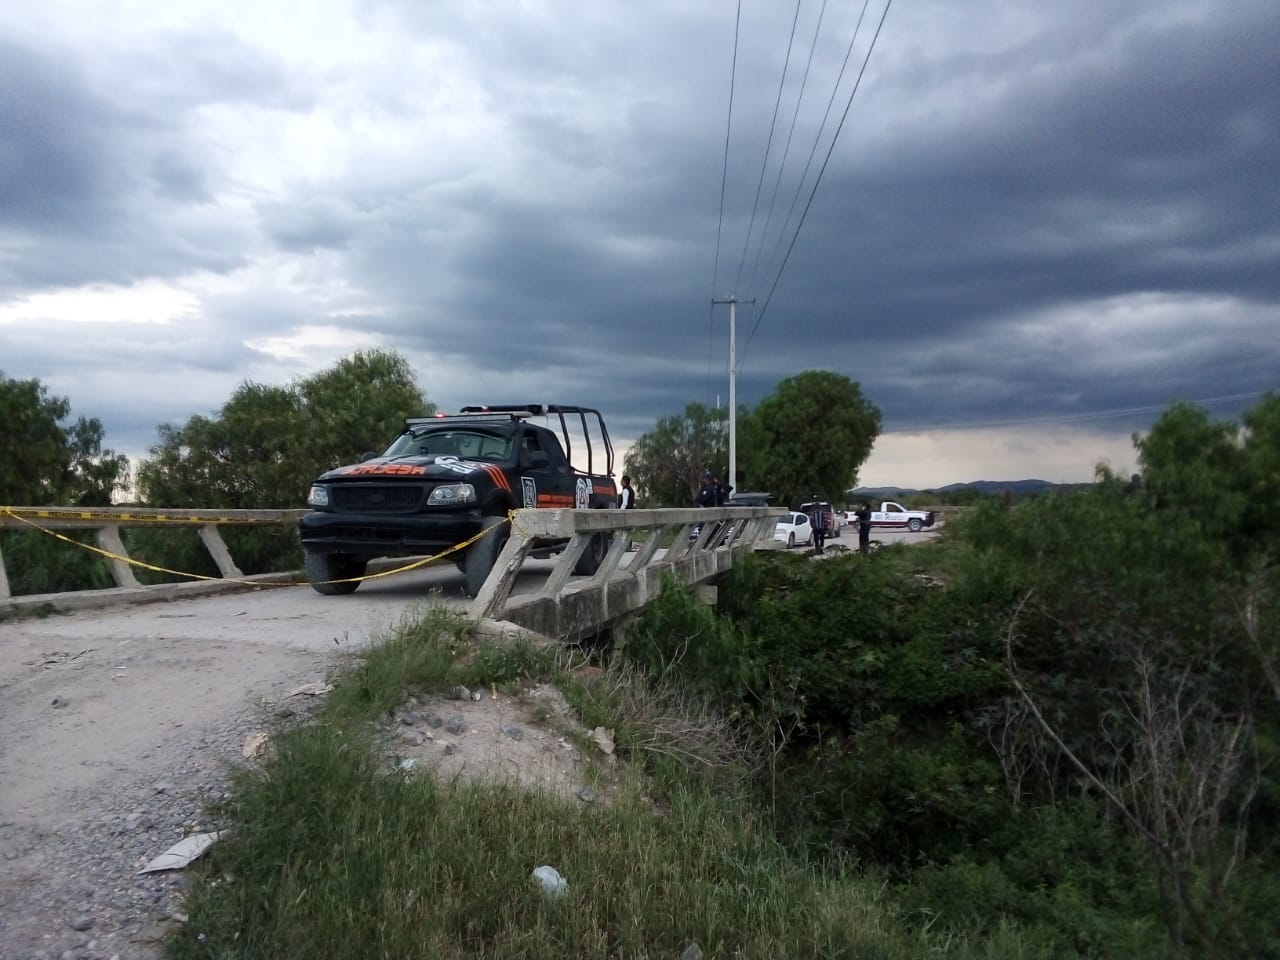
[0,506,283,524]
[0,506,513,589]
[308,515,511,586]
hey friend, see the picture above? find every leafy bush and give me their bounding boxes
[624,550,1013,867]
[0,529,115,595]
[622,393,1280,958]
[620,571,761,705]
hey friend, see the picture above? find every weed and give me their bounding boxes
[323,605,467,721]
[173,715,1043,960]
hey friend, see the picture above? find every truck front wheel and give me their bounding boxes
[465,516,510,599]
[573,509,610,576]
[304,551,366,595]
[907,518,923,533]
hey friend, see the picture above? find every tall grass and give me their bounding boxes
[169,604,1055,960]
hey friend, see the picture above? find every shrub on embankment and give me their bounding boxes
[620,457,1280,957]
[170,609,1044,960]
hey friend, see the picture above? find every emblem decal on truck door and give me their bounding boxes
[521,476,536,508]
[575,478,590,509]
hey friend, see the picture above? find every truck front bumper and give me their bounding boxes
[298,510,484,558]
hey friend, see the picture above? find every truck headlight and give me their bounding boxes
[307,485,329,507]
[429,483,476,505]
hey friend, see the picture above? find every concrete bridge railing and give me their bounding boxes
[473,506,784,641]
[1,505,784,632]
[0,506,307,603]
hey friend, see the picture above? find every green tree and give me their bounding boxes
[0,372,129,506]
[1133,393,1280,570]
[133,350,431,577]
[623,403,729,506]
[137,349,431,510]
[741,370,880,508]
[0,372,128,595]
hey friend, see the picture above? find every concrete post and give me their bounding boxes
[197,524,244,579]
[0,540,10,599]
[96,524,142,589]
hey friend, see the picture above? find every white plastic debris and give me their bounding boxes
[137,831,228,874]
[284,681,333,698]
[531,864,568,899]
[242,732,269,758]
[589,726,615,756]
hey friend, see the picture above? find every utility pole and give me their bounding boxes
[712,296,754,495]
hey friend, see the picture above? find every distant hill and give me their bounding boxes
[846,486,920,501]
[848,479,1087,500]
[934,479,1062,495]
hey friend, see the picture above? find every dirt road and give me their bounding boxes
[0,565,484,958]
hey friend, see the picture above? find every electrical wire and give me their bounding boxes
[746,0,828,299]
[745,0,894,358]
[708,0,743,400]
[710,0,742,303]
[731,0,802,295]
[751,0,869,314]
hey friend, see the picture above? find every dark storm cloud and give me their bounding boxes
[261,197,361,253]
[2,0,1276,479]
[323,0,1274,441]
[677,0,1280,431]
[0,25,313,297]
[0,40,122,230]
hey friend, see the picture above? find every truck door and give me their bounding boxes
[518,428,575,508]
[878,502,906,528]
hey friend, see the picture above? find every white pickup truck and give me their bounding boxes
[845,501,936,533]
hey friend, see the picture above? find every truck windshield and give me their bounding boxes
[382,429,513,461]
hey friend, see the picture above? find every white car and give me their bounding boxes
[773,512,813,548]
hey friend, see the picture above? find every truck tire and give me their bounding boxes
[304,551,366,595]
[573,523,609,576]
[907,518,923,533]
[465,515,509,599]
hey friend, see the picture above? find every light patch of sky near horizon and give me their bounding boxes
[858,426,1139,490]
[0,281,200,326]
[601,425,1137,497]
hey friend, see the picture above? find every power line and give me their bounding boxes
[745,0,894,357]
[731,0,802,295]
[710,0,742,302]
[746,0,828,298]
[751,0,870,313]
[708,0,743,400]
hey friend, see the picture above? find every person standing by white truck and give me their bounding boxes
[854,502,873,554]
[805,497,831,555]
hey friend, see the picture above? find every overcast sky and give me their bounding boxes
[1,0,1276,491]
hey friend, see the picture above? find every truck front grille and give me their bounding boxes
[331,483,427,513]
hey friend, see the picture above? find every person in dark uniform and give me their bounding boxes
[855,502,873,554]
[696,470,720,507]
[807,496,829,555]
[693,470,725,542]
[619,475,636,509]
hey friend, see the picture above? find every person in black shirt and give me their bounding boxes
[807,497,829,555]
[696,470,721,506]
[619,475,635,509]
[855,502,873,554]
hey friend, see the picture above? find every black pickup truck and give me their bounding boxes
[299,404,617,597]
